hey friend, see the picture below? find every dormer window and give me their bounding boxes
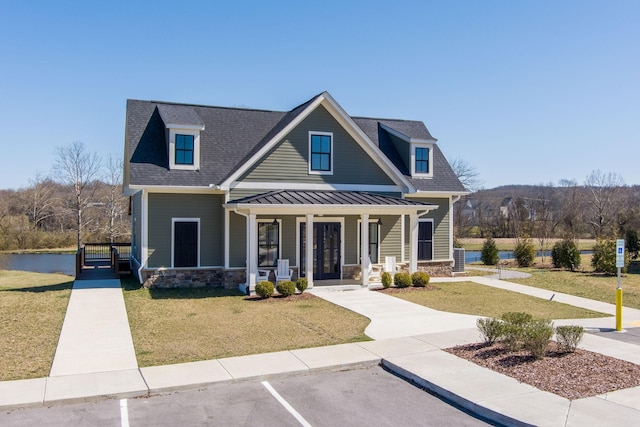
[411,143,433,178]
[309,131,333,175]
[168,127,202,171]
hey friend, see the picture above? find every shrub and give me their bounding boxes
[296,277,308,293]
[411,271,430,287]
[555,325,584,353]
[592,239,628,274]
[381,271,392,288]
[551,239,581,271]
[501,312,533,351]
[276,280,296,297]
[394,272,412,288]
[523,319,554,360]
[477,318,505,345]
[514,238,536,267]
[255,281,274,299]
[627,229,639,259]
[481,237,499,265]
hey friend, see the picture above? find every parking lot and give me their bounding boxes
[1,366,492,426]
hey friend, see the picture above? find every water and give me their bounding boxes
[465,250,592,264]
[0,253,75,276]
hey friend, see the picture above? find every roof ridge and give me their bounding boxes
[127,99,285,114]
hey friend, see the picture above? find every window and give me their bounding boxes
[309,132,333,174]
[175,134,194,165]
[418,220,433,261]
[258,221,280,267]
[415,147,429,174]
[358,220,380,264]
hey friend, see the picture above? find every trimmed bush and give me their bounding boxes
[394,272,412,288]
[255,281,274,299]
[411,271,430,287]
[514,238,536,267]
[501,312,533,351]
[296,277,308,293]
[477,318,505,345]
[555,325,584,353]
[523,319,554,360]
[276,280,296,297]
[592,239,628,274]
[381,271,392,288]
[551,239,581,271]
[481,237,500,265]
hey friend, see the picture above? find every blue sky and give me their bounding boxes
[1,1,638,190]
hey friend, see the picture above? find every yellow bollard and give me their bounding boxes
[616,288,623,331]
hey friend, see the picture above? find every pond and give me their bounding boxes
[465,250,592,264]
[0,253,75,276]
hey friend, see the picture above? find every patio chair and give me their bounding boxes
[275,259,293,282]
[257,269,270,283]
[366,257,382,282]
[384,256,400,277]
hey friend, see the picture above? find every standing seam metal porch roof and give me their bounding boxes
[225,190,439,208]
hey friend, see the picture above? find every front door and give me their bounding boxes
[174,221,198,267]
[300,222,341,280]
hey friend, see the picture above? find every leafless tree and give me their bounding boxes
[450,157,482,192]
[53,141,102,249]
[583,170,625,239]
[22,172,58,231]
[101,155,129,243]
[556,179,584,240]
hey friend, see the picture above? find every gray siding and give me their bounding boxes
[239,105,396,186]
[379,215,402,260]
[131,192,142,263]
[147,193,224,268]
[229,211,246,268]
[403,198,451,261]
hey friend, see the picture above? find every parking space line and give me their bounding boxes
[120,399,129,427]
[261,381,312,427]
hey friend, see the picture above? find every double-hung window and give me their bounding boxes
[258,221,280,267]
[415,147,429,174]
[175,134,194,165]
[411,143,433,178]
[309,132,333,174]
[358,220,380,264]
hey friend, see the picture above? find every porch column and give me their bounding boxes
[247,213,258,293]
[409,213,418,273]
[305,214,314,288]
[361,213,369,287]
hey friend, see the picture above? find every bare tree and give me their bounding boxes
[22,172,58,231]
[583,170,625,239]
[450,157,482,192]
[557,179,584,240]
[101,155,129,243]
[53,142,102,249]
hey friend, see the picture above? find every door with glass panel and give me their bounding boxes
[300,222,341,280]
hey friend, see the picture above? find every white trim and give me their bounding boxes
[401,214,405,263]
[379,123,437,143]
[229,181,404,193]
[448,195,454,261]
[165,123,205,131]
[418,218,434,262]
[221,92,414,192]
[308,131,333,175]
[225,203,436,216]
[257,219,282,268]
[171,218,201,268]
[410,143,434,178]
[169,129,201,171]
[295,216,344,280]
[412,190,470,197]
[224,192,230,269]
[141,190,148,269]
[356,218,381,264]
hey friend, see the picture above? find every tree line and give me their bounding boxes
[0,142,129,251]
[454,170,640,247]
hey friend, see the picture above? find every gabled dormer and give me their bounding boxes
[157,104,205,171]
[380,123,437,179]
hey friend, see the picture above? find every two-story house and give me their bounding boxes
[124,92,467,292]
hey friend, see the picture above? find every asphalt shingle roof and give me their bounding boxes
[125,93,466,193]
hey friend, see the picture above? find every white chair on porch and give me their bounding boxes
[384,256,400,277]
[257,269,270,283]
[366,257,382,282]
[275,259,293,282]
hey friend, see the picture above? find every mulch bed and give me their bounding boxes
[377,285,440,294]
[445,342,640,400]
[245,292,316,302]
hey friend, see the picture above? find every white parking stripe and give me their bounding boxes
[262,381,312,427]
[120,399,130,427]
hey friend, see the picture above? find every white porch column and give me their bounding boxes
[305,214,314,288]
[247,213,258,293]
[361,213,369,287]
[409,213,419,273]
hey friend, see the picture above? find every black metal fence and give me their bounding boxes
[83,243,131,263]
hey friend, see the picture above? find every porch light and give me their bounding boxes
[272,218,278,226]
[377,218,383,226]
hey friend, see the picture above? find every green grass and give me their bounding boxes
[385,281,608,320]
[121,277,371,367]
[0,270,74,381]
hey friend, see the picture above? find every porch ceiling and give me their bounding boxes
[223,189,439,215]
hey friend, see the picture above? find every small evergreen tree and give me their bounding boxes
[626,229,639,260]
[514,238,536,267]
[551,239,581,271]
[481,237,500,265]
[592,239,628,274]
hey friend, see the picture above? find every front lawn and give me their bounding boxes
[382,281,608,319]
[121,278,371,367]
[0,270,74,381]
